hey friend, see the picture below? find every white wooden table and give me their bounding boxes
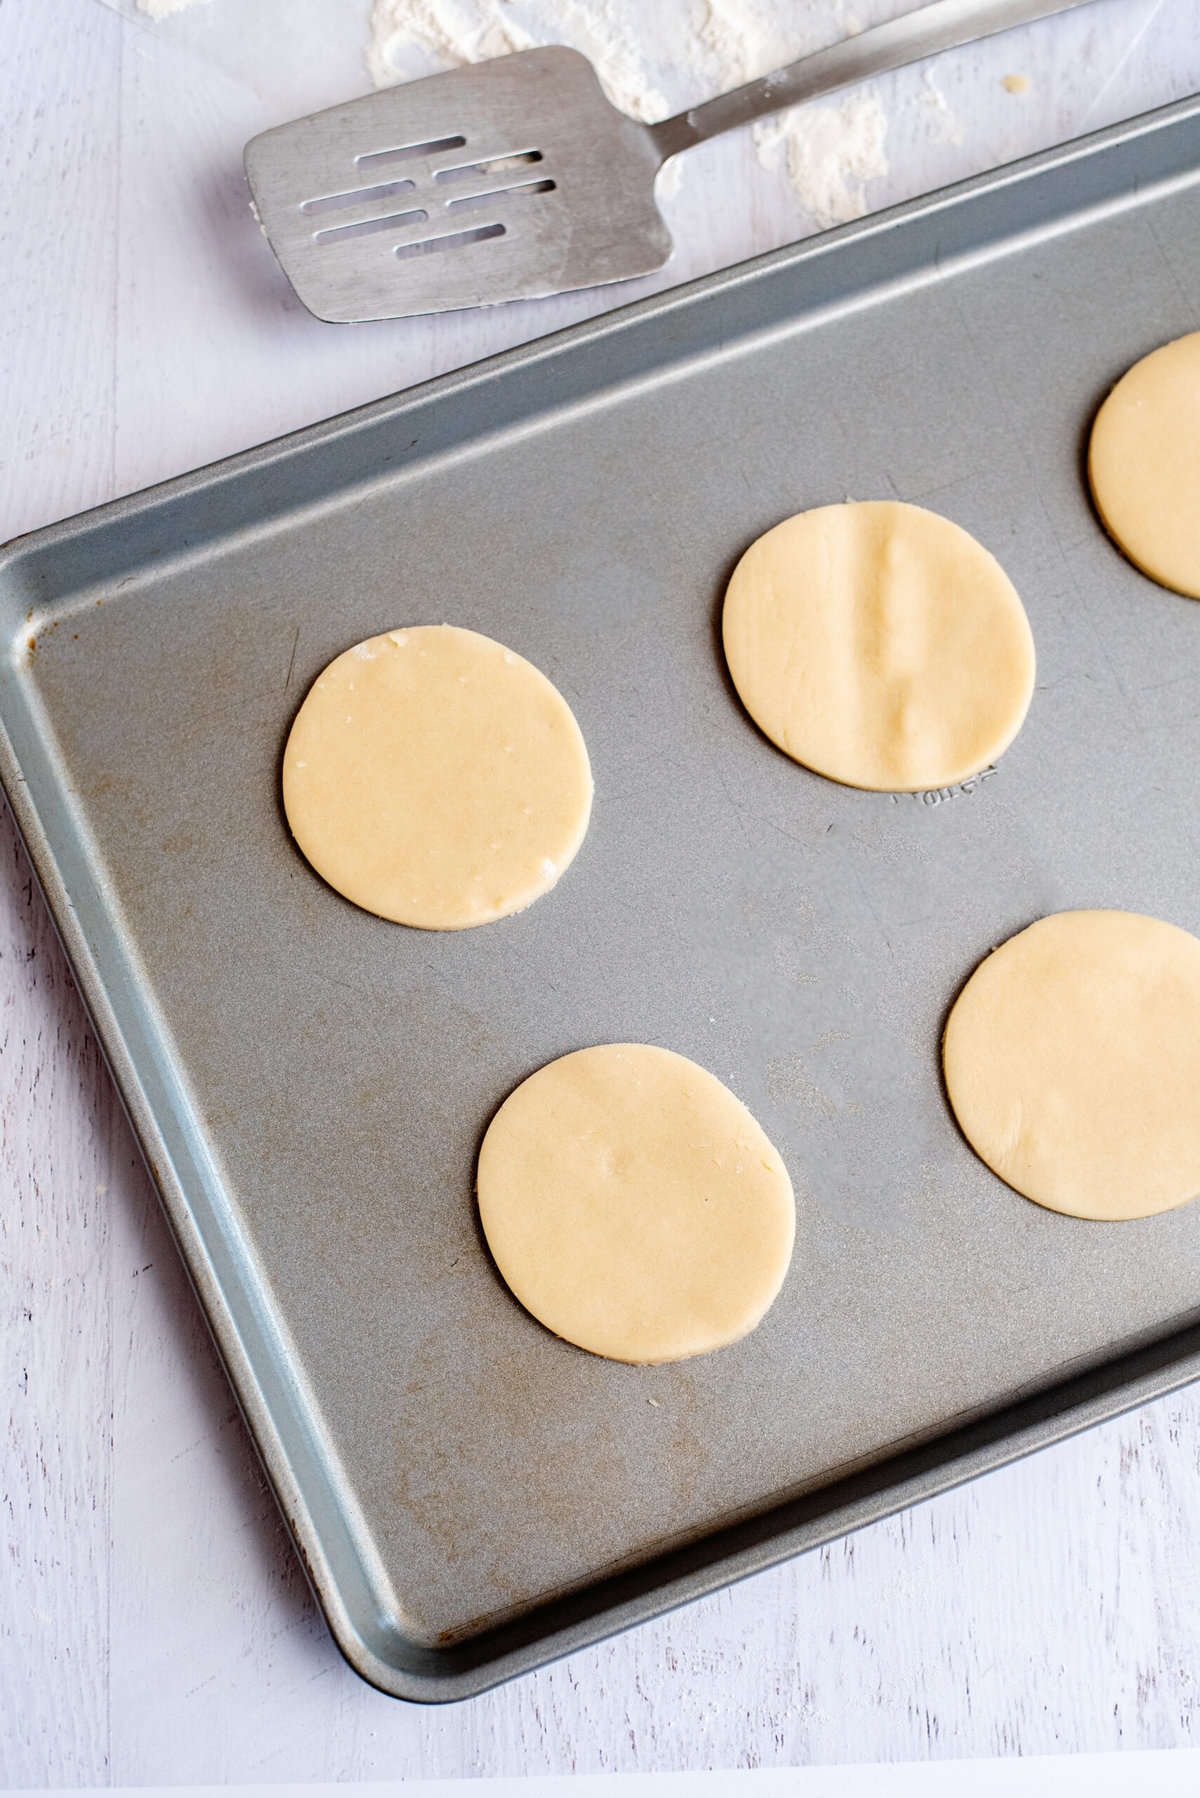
[5,0,1200,1782]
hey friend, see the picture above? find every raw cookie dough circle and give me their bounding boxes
[722,501,1036,792]
[943,910,1200,1221]
[1088,332,1200,599]
[283,625,592,929]
[477,1044,796,1363]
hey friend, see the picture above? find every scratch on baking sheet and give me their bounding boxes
[305,965,392,1034]
[1143,212,1199,321]
[852,866,897,965]
[763,815,811,852]
[716,765,762,853]
[1094,632,1138,717]
[284,627,300,692]
[309,967,368,1000]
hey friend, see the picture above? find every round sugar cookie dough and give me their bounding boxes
[721,500,1036,792]
[943,910,1200,1222]
[1088,332,1200,599]
[476,1044,796,1364]
[283,625,592,930]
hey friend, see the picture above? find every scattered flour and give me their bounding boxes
[366,0,670,120]
[691,0,888,224]
[755,93,888,228]
[695,0,803,88]
[365,0,891,226]
[921,69,963,146]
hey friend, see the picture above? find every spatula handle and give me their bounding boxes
[647,0,1103,163]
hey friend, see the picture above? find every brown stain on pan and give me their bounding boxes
[384,1283,715,1645]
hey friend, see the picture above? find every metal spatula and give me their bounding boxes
[244,0,1100,323]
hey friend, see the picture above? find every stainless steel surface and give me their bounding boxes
[244,46,669,323]
[3,97,1200,1704]
[650,0,1104,158]
[245,0,1105,323]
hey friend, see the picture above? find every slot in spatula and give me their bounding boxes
[244,0,1102,323]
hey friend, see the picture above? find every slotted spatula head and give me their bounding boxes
[244,47,672,322]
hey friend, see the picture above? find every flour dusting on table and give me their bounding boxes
[921,69,963,145]
[754,92,888,226]
[366,0,891,225]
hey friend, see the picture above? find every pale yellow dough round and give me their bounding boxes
[722,501,1036,792]
[476,1044,796,1364]
[283,625,592,930]
[943,910,1200,1222]
[1088,332,1200,600]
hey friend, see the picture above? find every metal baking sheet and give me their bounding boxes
[3,96,1200,1703]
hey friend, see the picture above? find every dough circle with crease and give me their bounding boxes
[721,500,1036,792]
